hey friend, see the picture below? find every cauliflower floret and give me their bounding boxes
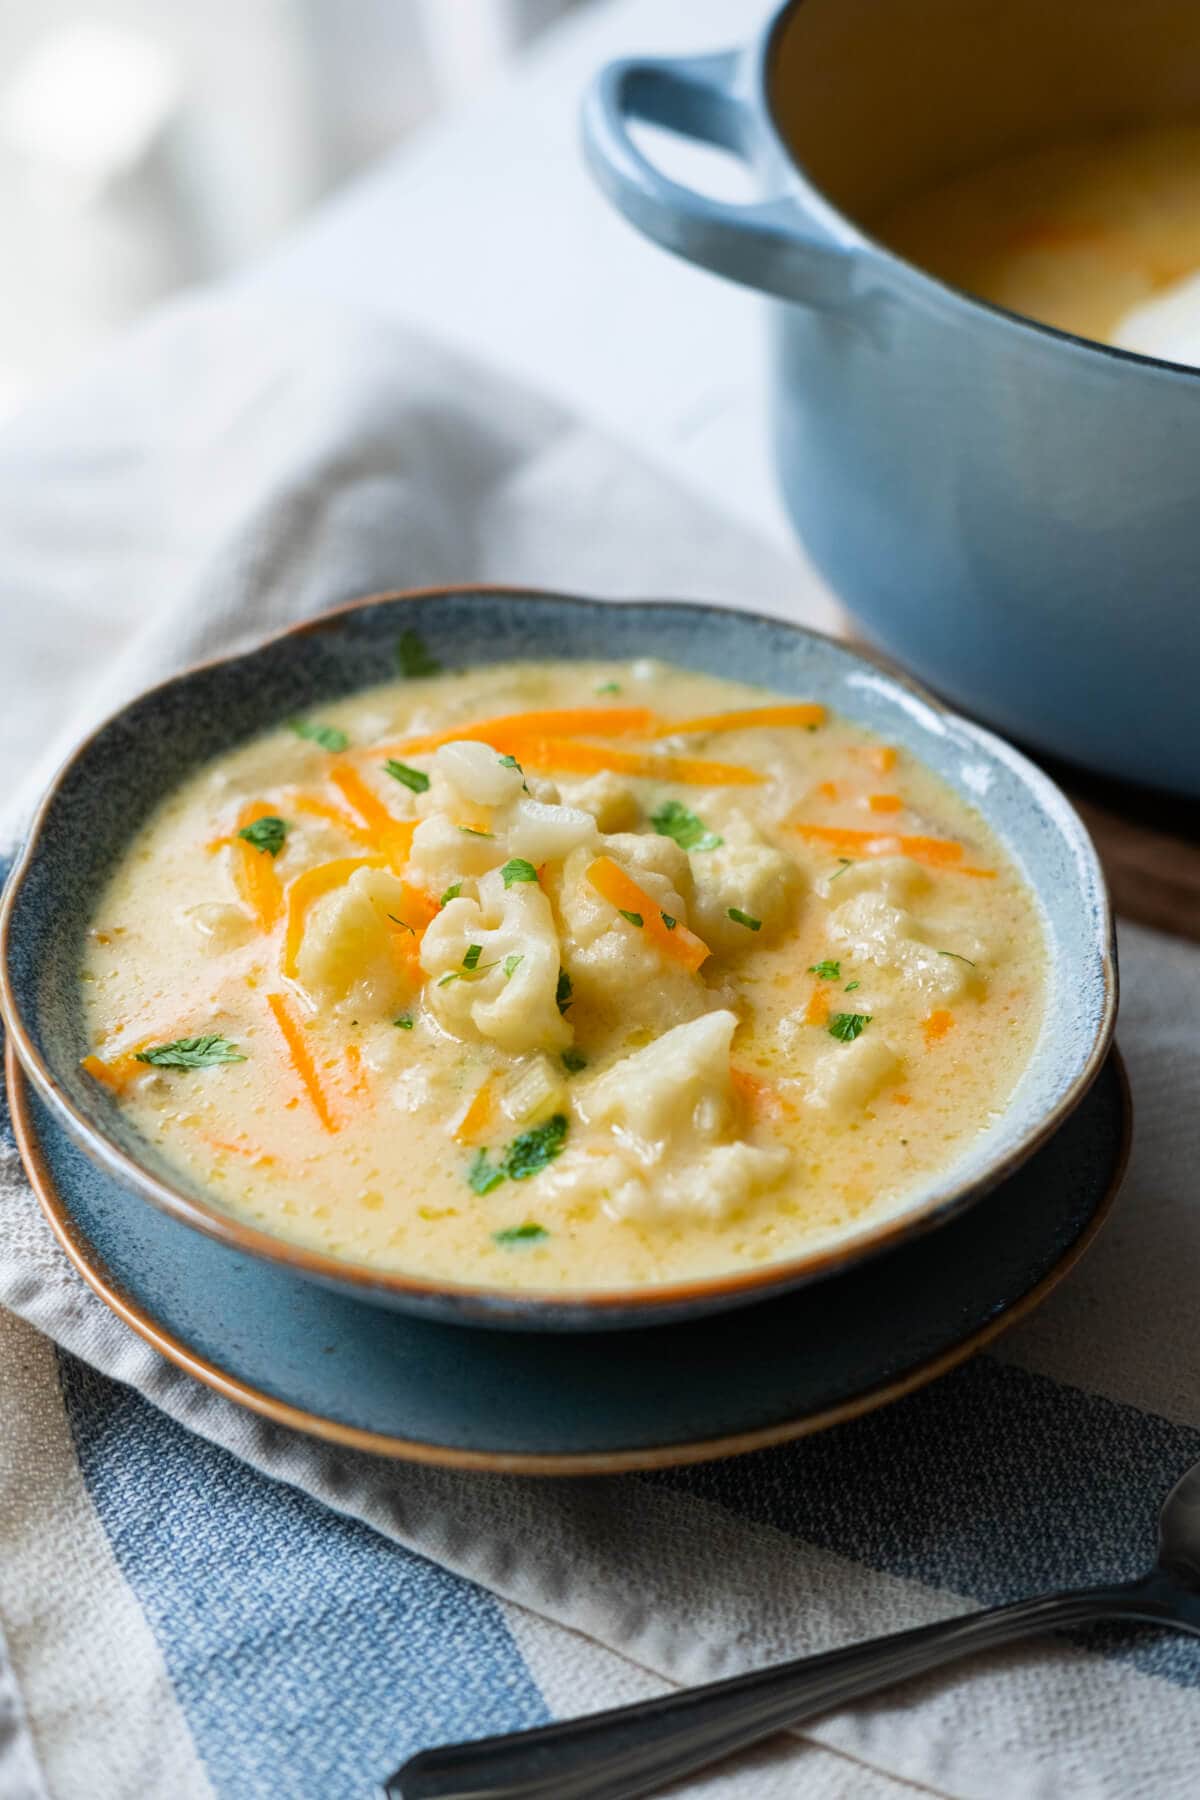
[295,867,415,1012]
[420,866,569,1054]
[502,795,597,864]
[560,835,693,952]
[828,892,985,1002]
[568,772,640,833]
[806,1032,901,1117]
[556,838,704,1032]
[607,1141,791,1224]
[689,820,799,953]
[407,813,503,895]
[555,1012,791,1223]
[434,739,525,808]
[817,855,930,906]
[577,1009,737,1145]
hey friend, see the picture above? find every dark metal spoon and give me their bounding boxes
[384,1457,1200,1800]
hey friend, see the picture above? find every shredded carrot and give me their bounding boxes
[892,1092,912,1106]
[266,991,338,1132]
[342,1041,371,1100]
[585,856,710,970]
[924,1009,955,1044]
[200,1133,277,1166]
[510,737,762,786]
[282,854,386,977]
[788,822,995,876]
[291,793,376,847]
[730,1065,794,1122]
[454,1076,496,1145]
[374,706,657,758]
[867,794,904,814]
[329,763,415,871]
[386,880,439,971]
[804,987,831,1027]
[867,745,898,775]
[233,801,285,930]
[817,781,839,802]
[655,704,825,736]
[80,1051,142,1093]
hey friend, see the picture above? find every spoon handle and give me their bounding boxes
[387,1578,1170,1800]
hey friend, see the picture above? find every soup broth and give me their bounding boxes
[874,119,1200,349]
[82,656,1045,1291]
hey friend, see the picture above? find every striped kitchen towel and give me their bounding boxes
[2,294,1198,1800]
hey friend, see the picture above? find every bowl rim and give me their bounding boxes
[0,584,1118,1321]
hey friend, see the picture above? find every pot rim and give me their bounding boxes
[751,0,1200,381]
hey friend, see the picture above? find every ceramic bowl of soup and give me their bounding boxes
[584,0,1200,797]
[0,589,1115,1328]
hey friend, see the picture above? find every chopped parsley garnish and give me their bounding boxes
[555,970,573,1015]
[498,754,522,771]
[619,909,644,928]
[459,826,493,838]
[503,954,524,979]
[829,858,854,883]
[828,1012,872,1043]
[502,1113,568,1180]
[437,971,460,987]
[501,857,538,887]
[651,799,722,853]
[395,629,441,678]
[464,1116,569,1198]
[135,1035,246,1068]
[595,681,621,695]
[468,1149,505,1195]
[394,1014,414,1030]
[236,815,288,858]
[844,981,861,992]
[562,1048,587,1075]
[289,717,348,753]
[661,913,677,930]
[728,908,761,932]
[808,959,841,980]
[493,1223,549,1247]
[462,944,483,971]
[383,759,429,793]
[439,883,462,907]
[938,950,977,967]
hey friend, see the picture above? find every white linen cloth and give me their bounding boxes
[1,294,1198,1800]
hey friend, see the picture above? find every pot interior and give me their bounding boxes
[769,0,1200,228]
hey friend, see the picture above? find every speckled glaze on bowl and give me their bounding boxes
[0,588,1117,1330]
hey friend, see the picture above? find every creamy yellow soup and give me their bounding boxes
[874,119,1200,349]
[81,656,1045,1291]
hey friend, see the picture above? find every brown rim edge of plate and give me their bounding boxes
[8,1040,1132,1478]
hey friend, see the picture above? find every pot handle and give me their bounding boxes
[582,49,855,307]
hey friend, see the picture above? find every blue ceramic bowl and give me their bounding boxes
[0,589,1116,1329]
[583,0,1200,796]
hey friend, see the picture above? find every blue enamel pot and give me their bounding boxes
[583,0,1200,797]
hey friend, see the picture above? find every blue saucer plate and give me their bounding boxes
[10,1043,1130,1475]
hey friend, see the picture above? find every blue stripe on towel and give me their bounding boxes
[655,1357,1200,1687]
[57,1353,548,1800]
